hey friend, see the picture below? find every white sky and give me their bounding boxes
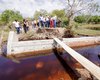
[0,0,100,17]
[0,0,65,17]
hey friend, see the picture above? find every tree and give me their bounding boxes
[88,15,100,24]
[34,11,41,20]
[34,9,48,19]
[74,15,86,23]
[0,10,23,24]
[62,0,100,29]
[0,14,3,25]
[74,15,100,24]
[51,9,69,27]
[51,10,65,19]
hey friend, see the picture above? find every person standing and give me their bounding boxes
[45,15,49,28]
[23,19,27,33]
[33,19,37,28]
[38,14,43,28]
[13,20,20,34]
[32,19,34,28]
[53,15,57,28]
[26,20,29,31]
[50,17,54,28]
[37,19,39,27]
[42,16,46,27]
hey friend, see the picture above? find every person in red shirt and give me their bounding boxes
[50,17,54,28]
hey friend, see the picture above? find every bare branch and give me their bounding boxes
[67,0,72,7]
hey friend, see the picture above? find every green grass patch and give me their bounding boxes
[74,24,100,36]
[74,28,100,36]
[78,24,100,28]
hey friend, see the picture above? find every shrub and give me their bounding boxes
[74,15,86,23]
[88,15,100,24]
[0,10,23,24]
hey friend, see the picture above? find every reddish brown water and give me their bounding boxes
[0,54,78,80]
[0,45,100,80]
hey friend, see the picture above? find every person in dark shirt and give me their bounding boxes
[23,19,27,33]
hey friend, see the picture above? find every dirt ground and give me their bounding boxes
[19,28,74,41]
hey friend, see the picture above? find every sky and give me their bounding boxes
[0,0,100,17]
[0,0,65,17]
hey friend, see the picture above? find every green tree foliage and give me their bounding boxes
[88,15,100,24]
[0,10,23,24]
[34,11,41,20]
[34,9,48,19]
[61,17,68,27]
[0,14,3,25]
[51,10,65,19]
[51,9,69,27]
[74,15,86,23]
[62,0,99,29]
[74,15,100,24]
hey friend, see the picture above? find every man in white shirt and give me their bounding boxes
[38,14,44,28]
[13,20,20,34]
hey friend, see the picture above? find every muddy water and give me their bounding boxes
[0,54,76,80]
[0,45,100,80]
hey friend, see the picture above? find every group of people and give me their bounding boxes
[13,19,29,34]
[13,14,61,34]
[32,14,57,28]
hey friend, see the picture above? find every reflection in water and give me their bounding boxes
[53,48,79,80]
[76,45,100,65]
[35,62,44,69]
[0,45,100,80]
[0,54,73,80]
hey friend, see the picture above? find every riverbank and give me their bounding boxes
[0,27,100,80]
[19,28,74,41]
[1,26,100,55]
[0,44,100,80]
[0,28,74,57]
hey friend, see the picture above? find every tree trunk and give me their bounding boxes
[67,17,73,30]
[66,16,74,37]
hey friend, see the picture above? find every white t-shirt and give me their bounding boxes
[39,16,43,21]
[13,21,20,28]
[53,16,57,20]
[46,17,49,21]
[42,17,46,22]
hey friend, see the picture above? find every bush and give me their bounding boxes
[63,19,68,25]
[74,15,86,23]
[0,10,23,24]
[0,20,5,26]
[74,15,100,24]
[88,15,100,24]
[61,18,68,27]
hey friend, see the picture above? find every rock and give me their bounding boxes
[76,68,92,80]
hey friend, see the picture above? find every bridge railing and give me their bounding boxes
[53,38,100,80]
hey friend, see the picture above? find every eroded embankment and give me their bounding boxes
[19,28,74,41]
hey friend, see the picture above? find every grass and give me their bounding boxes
[73,23,100,36]
[1,31,9,42]
[74,28,100,36]
[78,24,100,28]
[0,24,12,41]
